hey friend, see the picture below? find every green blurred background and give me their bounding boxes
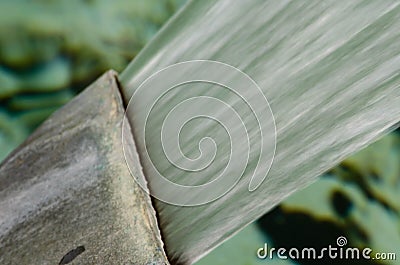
[0,0,185,161]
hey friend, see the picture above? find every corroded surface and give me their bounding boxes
[0,71,169,264]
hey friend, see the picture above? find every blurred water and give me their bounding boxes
[120,1,400,264]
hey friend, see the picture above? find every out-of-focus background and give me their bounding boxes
[0,1,398,264]
[0,0,186,161]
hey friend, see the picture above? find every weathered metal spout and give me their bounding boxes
[0,71,169,265]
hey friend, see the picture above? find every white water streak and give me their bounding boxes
[120,1,400,264]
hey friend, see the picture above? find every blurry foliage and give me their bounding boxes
[0,0,186,161]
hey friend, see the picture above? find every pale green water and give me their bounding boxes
[120,1,400,264]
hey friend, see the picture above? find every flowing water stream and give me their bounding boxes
[120,1,400,263]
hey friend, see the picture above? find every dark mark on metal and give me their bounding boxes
[59,246,85,265]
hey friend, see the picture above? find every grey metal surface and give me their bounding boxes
[0,71,169,265]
